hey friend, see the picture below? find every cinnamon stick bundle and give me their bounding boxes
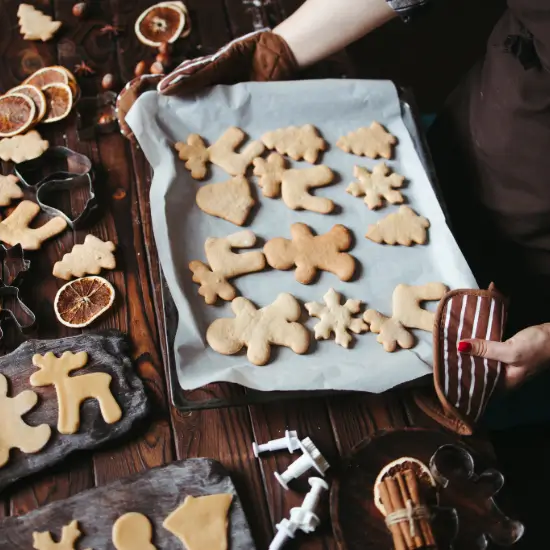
[380,468,436,550]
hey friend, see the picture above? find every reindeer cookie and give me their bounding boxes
[253,153,335,214]
[261,124,326,164]
[189,230,265,304]
[30,351,122,435]
[364,282,448,352]
[207,293,310,366]
[0,373,51,468]
[264,223,356,284]
[175,127,264,178]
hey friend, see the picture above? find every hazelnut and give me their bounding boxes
[150,61,165,75]
[134,61,147,77]
[158,42,171,55]
[155,52,170,65]
[101,73,115,90]
[72,2,87,17]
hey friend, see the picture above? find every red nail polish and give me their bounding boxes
[458,341,472,352]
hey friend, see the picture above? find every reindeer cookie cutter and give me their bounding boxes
[14,146,97,229]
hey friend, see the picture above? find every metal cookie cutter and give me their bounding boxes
[14,146,98,229]
[0,245,35,338]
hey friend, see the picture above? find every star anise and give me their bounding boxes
[99,24,123,37]
[73,61,95,76]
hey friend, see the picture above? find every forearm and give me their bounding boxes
[273,0,397,68]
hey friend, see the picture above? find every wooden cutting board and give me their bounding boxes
[0,458,255,549]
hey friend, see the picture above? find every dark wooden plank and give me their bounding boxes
[1,459,254,549]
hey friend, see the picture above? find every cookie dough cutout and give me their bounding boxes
[189,230,266,304]
[347,163,404,210]
[337,122,397,159]
[253,153,335,214]
[0,200,67,250]
[0,373,51,468]
[196,176,255,226]
[0,174,23,207]
[53,235,116,280]
[113,512,157,550]
[32,520,88,550]
[163,494,233,550]
[175,127,264,179]
[30,351,122,435]
[366,205,430,246]
[364,282,448,352]
[0,131,49,163]
[305,288,368,348]
[264,223,355,284]
[207,293,310,366]
[18,3,61,42]
[261,124,326,164]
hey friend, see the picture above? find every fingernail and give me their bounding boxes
[458,341,472,353]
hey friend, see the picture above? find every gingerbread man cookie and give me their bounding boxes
[337,122,397,159]
[264,223,356,284]
[347,164,405,210]
[253,153,335,214]
[207,293,310,366]
[364,282,448,352]
[305,288,368,348]
[175,127,264,178]
[366,205,430,246]
[189,230,266,304]
[0,373,51,468]
[261,124,326,164]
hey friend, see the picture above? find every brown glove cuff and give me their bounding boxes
[252,31,298,81]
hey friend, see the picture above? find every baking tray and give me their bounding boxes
[157,87,442,411]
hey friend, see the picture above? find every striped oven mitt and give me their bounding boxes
[414,284,508,435]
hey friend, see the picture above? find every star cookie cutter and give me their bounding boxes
[430,444,524,547]
[14,146,98,229]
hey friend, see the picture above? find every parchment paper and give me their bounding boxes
[126,80,477,393]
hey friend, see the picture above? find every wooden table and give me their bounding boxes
[0,1,497,548]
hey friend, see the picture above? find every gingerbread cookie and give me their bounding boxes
[189,230,266,304]
[207,293,310,366]
[163,494,233,550]
[33,520,84,550]
[261,124,326,164]
[337,122,397,159]
[18,3,61,41]
[0,130,49,163]
[365,206,430,246]
[30,351,122,435]
[0,200,67,250]
[264,223,355,284]
[305,288,368,348]
[175,127,264,178]
[53,235,116,280]
[253,153,335,213]
[0,373,51,468]
[196,176,255,226]
[0,174,23,207]
[364,282,448,352]
[347,164,404,210]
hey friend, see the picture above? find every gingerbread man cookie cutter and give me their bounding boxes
[14,146,97,229]
[430,444,524,547]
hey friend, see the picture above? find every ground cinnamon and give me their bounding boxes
[404,469,436,547]
[379,480,406,550]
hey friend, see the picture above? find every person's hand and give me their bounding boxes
[458,323,550,390]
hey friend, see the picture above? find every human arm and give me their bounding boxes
[458,324,550,390]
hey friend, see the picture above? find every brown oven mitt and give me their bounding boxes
[414,283,508,435]
[116,30,297,140]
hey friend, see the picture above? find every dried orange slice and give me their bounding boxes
[373,457,437,516]
[54,276,115,328]
[41,82,73,123]
[135,1,186,47]
[8,84,47,123]
[24,66,69,89]
[0,93,36,138]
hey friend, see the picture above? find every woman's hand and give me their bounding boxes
[458,323,550,390]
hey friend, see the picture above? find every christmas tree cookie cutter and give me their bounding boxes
[14,146,98,229]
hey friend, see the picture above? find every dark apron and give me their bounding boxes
[428,0,550,332]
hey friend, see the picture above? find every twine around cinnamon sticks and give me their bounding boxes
[378,468,437,550]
